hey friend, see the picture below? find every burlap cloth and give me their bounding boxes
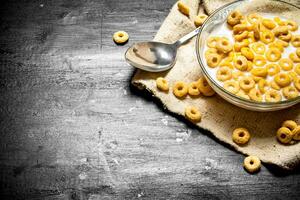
[131,0,300,170]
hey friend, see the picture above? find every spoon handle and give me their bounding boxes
[173,27,200,47]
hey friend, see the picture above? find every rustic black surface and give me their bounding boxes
[0,0,299,199]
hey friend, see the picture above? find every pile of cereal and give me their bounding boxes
[205,10,300,102]
[276,120,300,144]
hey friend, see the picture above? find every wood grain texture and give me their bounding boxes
[0,0,299,199]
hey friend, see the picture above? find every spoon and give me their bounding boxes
[125,28,200,72]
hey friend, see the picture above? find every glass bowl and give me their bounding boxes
[196,0,300,111]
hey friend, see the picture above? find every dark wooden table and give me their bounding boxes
[0,0,299,199]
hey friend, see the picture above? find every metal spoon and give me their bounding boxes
[125,28,200,72]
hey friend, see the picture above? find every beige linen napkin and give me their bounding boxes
[131,0,300,170]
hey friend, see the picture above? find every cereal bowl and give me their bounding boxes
[196,0,300,111]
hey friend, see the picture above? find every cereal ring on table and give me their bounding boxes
[251,67,267,77]
[273,26,289,37]
[286,20,298,31]
[207,37,220,48]
[239,76,255,91]
[253,55,266,67]
[232,128,251,145]
[220,62,234,69]
[266,48,281,62]
[251,42,265,55]
[232,71,244,80]
[271,80,281,90]
[234,31,249,41]
[224,80,240,94]
[206,53,221,68]
[268,42,284,52]
[266,63,280,76]
[282,120,298,132]
[234,39,250,52]
[156,77,169,91]
[241,47,254,60]
[279,58,293,71]
[274,73,291,87]
[291,35,300,47]
[279,31,292,42]
[236,90,250,99]
[258,79,269,93]
[296,48,300,57]
[177,1,189,16]
[292,126,300,140]
[294,77,300,91]
[277,127,293,144]
[227,10,243,26]
[113,31,129,44]
[197,77,215,96]
[185,106,201,122]
[205,48,218,57]
[173,81,188,98]
[217,67,232,82]
[265,89,282,102]
[260,30,275,44]
[283,86,299,99]
[247,13,261,24]
[295,64,300,75]
[234,55,248,71]
[249,88,263,101]
[194,14,208,27]
[289,53,300,63]
[262,18,276,29]
[244,156,261,173]
[188,82,200,96]
[216,37,232,54]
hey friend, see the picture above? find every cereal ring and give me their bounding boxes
[224,80,240,94]
[279,58,293,71]
[244,156,261,173]
[156,77,169,91]
[234,39,250,52]
[277,39,289,47]
[241,47,254,60]
[205,48,218,57]
[260,30,275,44]
[217,67,232,82]
[249,88,263,101]
[283,86,299,99]
[194,14,208,27]
[173,81,188,98]
[294,77,300,91]
[234,31,249,41]
[113,31,129,44]
[239,76,255,91]
[291,35,300,47]
[232,128,251,145]
[220,62,234,69]
[292,126,300,140]
[247,61,253,71]
[197,77,215,96]
[253,55,266,67]
[251,67,267,77]
[236,90,250,99]
[265,89,282,102]
[289,53,300,63]
[266,48,281,62]
[216,37,232,53]
[279,31,292,42]
[258,79,269,93]
[207,37,220,48]
[188,82,200,96]
[247,32,256,43]
[262,18,276,29]
[296,48,300,57]
[288,71,298,81]
[274,73,291,87]
[295,64,300,75]
[268,42,284,52]
[227,10,243,26]
[251,42,265,55]
[206,53,221,68]
[253,22,261,40]
[282,120,298,131]
[266,63,280,76]
[185,106,201,122]
[271,80,281,90]
[286,20,298,31]
[234,55,248,71]
[247,13,262,24]
[232,71,244,80]
[277,127,293,144]
[252,76,263,83]
[177,1,189,16]
[274,16,284,25]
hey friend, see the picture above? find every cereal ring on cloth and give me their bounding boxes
[177,1,189,16]
[283,86,299,99]
[227,10,243,26]
[197,77,215,96]
[224,80,240,94]
[216,37,232,53]
[265,90,281,102]
[279,58,293,71]
[113,31,129,44]
[292,126,300,140]
[234,55,248,71]
[156,77,169,91]
[274,73,291,87]
[217,67,232,82]
[188,82,200,96]
[282,120,298,131]
[244,156,261,173]
[173,81,188,98]
[277,127,293,144]
[194,14,208,27]
[185,106,201,123]
[232,128,251,145]
[266,48,281,62]
[239,76,255,91]
[206,53,221,68]
[248,88,263,102]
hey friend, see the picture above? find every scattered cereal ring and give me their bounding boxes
[156,77,169,91]
[282,120,298,131]
[194,14,208,27]
[236,89,250,99]
[279,58,293,71]
[173,81,188,98]
[260,30,275,44]
[224,80,240,94]
[292,126,300,140]
[207,37,220,48]
[217,67,232,81]
[234,55,248,71]
[253,55,266,67]
[197,77,215,96]
[206,53,221,68]
[113,31,129,44]
[185,106,201,122]
[239,76,255,91]
[265,89,281,102]
[251,67,267,77]
[244,155,261,173]
[188,82,200,96]
[295,64,300,75]
[251,42,265,54]
[177,1,189,16]
[249,88,263,101]
[283,86,299,99]
[227,10,243,26]
[274,73,291,87]
[241,47,254,60]
[262,18,276,29]
[286,20,298,31]
[232,128,251,145]
[258,79,269,93]
[266,48,281,62]
[289,53,300,63]
[247,13,262,24]
[216,37,232,53]
[294,77,300,91]
[277,127,293,144]
[266,63,280,76]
